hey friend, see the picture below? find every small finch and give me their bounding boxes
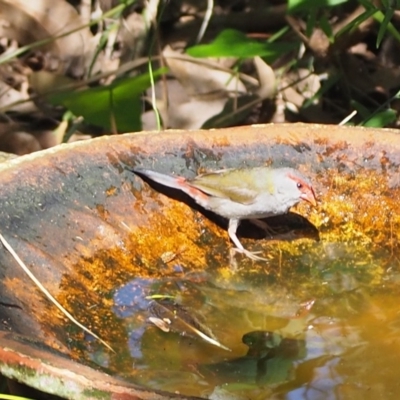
[132,167,317,261]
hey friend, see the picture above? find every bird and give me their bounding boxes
[132,166,317,261]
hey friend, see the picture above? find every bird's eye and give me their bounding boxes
[297,182,303,189]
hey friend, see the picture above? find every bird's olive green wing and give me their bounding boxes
[190,168,269,204]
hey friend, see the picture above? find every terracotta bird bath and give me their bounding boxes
[0,123,400,399]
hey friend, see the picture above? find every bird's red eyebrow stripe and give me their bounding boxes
[287,173,308,187]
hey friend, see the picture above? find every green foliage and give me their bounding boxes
[363,110,397,127]
[1,0,399,135]
[355,0,400,47]
[335,7,377,38]
[289,0,400,48]
[318,14,335,43]
[287,0,347,13]
[48,69,166,133]
[350,99,397,127]
[373,8,400,47]
[186,29,298,61]
[284,0,400,127]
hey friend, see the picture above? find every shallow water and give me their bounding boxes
[76,236,400,400]
[49,166,400,399]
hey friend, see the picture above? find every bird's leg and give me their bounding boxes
[249,219,278,238]
[228,219,268,261]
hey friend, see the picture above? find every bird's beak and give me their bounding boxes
[301,187,317,207]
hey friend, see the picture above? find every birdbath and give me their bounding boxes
[0,123,400,399]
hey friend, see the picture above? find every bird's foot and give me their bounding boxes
[230,247,269,261]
